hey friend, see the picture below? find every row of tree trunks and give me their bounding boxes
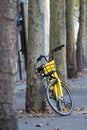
[0,0,87,127]
[26,0,87,113]
[0,0,18,130]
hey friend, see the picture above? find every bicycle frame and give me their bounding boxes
[43,60,63,98]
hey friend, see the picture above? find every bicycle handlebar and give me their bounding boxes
[37,55,48,62]
[37,44,65,63]
[52,44,64,53]
[51,44,65,59]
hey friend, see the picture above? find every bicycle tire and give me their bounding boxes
[46,80,74,116]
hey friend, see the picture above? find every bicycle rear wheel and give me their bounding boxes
[46,80,74,116]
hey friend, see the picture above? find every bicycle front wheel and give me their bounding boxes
[46,80,74,116]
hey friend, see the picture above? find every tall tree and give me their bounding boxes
[86,0,87,65]
[50,0,67,81]
[76,0,86,71]
[66,0,77,78]
[0,0,18,130]
[26,0,49,113]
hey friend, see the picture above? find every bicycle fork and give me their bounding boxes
[54,78,63,98]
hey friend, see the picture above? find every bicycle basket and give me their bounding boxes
[43,60,56,75]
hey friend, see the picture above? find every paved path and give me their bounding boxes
[18,114,87,130]
[16,70,87,130]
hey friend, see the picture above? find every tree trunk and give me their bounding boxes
[66,0,77,78]
[85,0,87,65]
[76,0,86,71]
[26,0,49,113]
[0,0,18,130]
[50,0,67,81]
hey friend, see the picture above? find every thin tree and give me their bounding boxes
[66,0,77,78]
[26,0,49,113]
[50,0,67,81]
[76,0,86,71]
[0,0,18,130]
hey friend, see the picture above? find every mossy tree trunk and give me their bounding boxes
[0,0,18,130]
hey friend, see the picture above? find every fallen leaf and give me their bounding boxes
[54,127,59,130]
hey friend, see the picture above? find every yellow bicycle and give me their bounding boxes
[36,45,74,116]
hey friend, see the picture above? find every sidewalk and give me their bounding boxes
[16,70,87,130]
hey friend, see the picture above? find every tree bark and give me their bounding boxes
[0,0,18,130]
[66,0,77,78]
[85,0,87,65]
[26,0,49,113]
[76,0,86,71]
[50,0,67,81]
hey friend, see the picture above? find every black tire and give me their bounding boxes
[46,80,74,116]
